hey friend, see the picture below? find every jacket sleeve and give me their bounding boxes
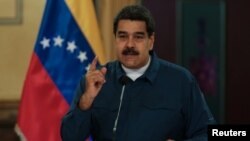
[183,76,216,141]
[61,77,92,141]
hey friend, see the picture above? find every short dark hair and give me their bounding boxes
[113,5,155,37]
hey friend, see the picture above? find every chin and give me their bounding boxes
[123,63,140,69]
[120,57,140,68]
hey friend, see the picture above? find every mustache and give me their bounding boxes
[122,48,139,55]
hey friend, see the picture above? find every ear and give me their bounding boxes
[149,32,155,50]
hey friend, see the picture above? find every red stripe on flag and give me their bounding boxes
[17,52,69,141]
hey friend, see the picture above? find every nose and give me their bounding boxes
[126,36,135,48]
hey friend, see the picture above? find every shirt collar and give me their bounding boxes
[121,57,151,81]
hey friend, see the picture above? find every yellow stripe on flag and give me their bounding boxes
[66,0,107,64]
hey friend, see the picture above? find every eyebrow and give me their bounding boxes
[117,31,145,35]
[117,31,127,34]
[134,32,145,36]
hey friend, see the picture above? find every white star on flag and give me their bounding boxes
[67,41,77,53]
[53,35,64,47]
[77,51,87,63]
[40,37,50,49]
[40,36,91,63]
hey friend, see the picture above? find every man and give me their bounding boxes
[61,5,215,141]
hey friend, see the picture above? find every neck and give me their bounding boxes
[122,57,151,81]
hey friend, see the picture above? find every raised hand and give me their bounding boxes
[79,57,107,110]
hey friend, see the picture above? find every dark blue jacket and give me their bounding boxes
[61,53,215,141]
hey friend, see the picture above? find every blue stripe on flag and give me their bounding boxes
[34,0,95,104]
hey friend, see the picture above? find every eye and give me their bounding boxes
[134,34,145,41]
[118,35,126,38]
[117,34,128,40]
[135,35,144,39]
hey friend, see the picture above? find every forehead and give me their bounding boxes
[117,20,147,34]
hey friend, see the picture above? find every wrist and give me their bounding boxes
[78,93,95,110]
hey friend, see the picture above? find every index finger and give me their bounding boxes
[89,56,98,71]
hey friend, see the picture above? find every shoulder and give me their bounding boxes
[157,58,194,83]
[103,60,119,72]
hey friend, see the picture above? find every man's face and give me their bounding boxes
[115,20,154,69]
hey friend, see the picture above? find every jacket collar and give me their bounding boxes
[115,52,160,84]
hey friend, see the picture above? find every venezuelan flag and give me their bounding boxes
[16,0,106,140]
